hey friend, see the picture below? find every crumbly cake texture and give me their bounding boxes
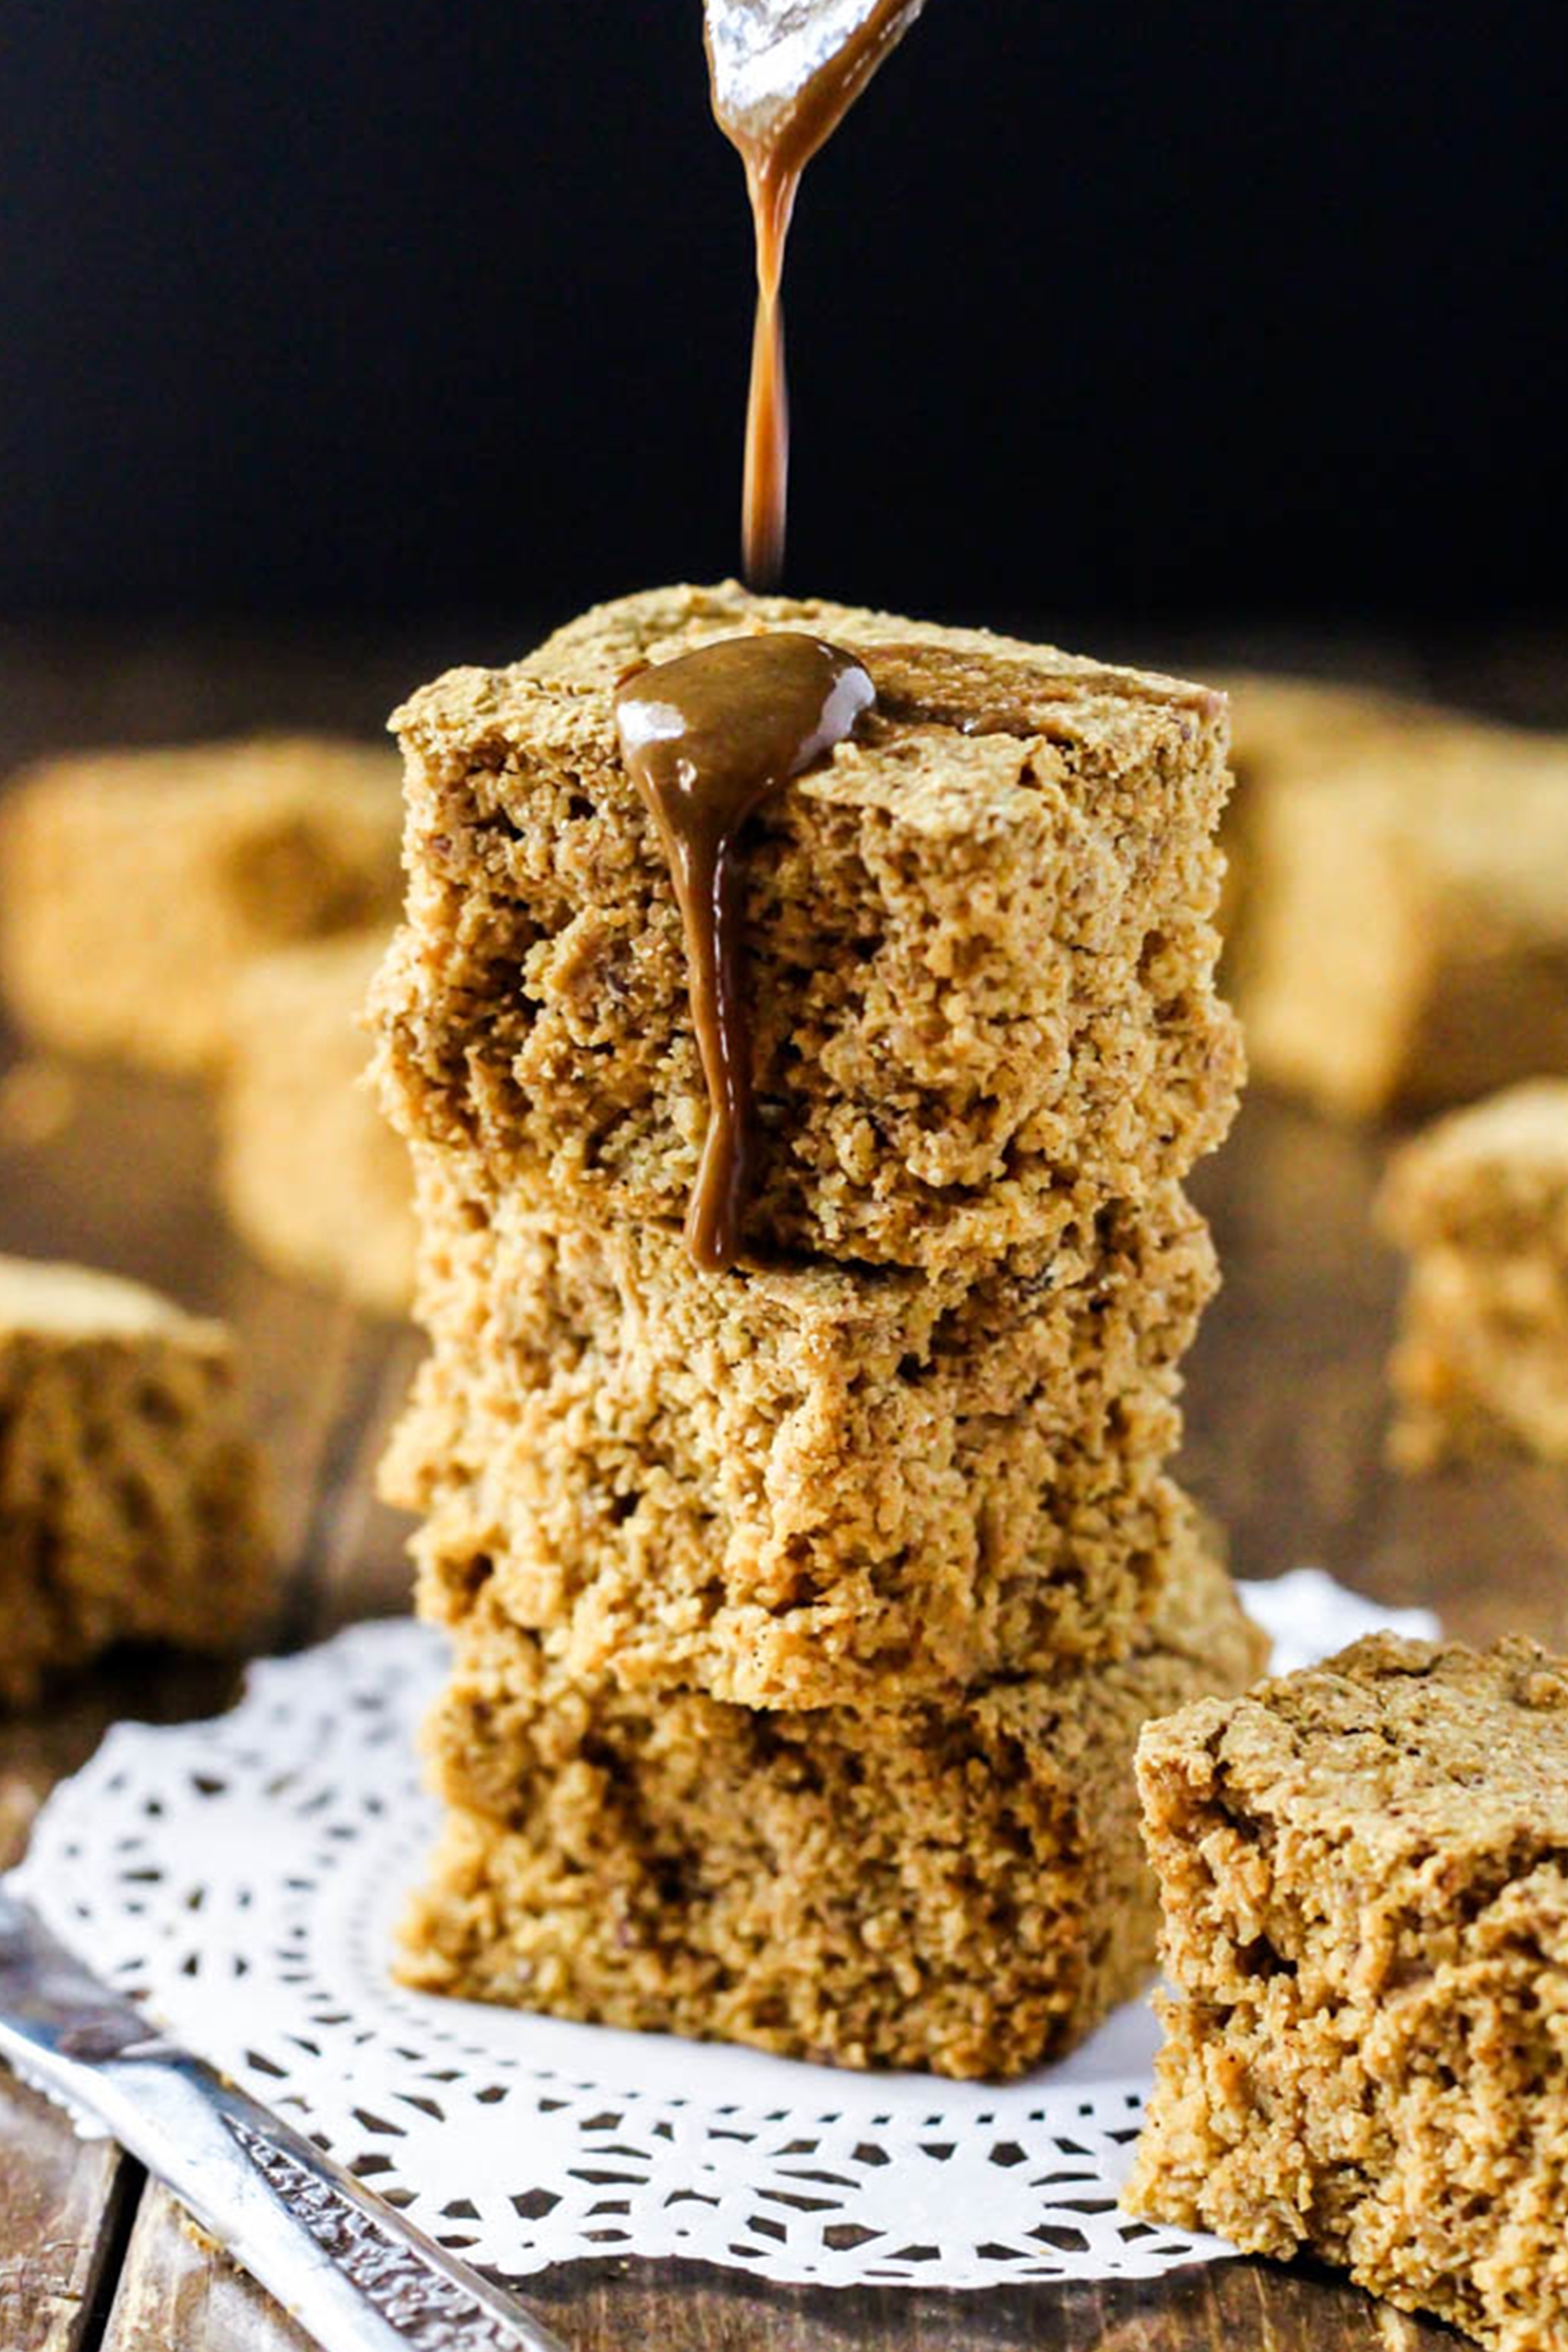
[1232,719,1568,1120]
[0,1255,276,1708]
[1125,1633,1568,2350]
[371,582,1241,1273]
[1378,1082,1568,1468]
[399,1542,1266,2080]
[0,737,403,1075]
[381,584,1254,2071]
[384,1156,1214,1706]
[218,932,415,1317]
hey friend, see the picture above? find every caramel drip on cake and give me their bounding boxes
[614,632,875,1270]
[706,0,926,586]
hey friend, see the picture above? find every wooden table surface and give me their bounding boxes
[1,620,1564,2352]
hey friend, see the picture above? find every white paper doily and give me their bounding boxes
[11,1571,1436,2290]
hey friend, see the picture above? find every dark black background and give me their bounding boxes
[3,1,1564,631]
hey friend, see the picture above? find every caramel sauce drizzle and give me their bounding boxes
[614,633,875,1269]
[705,0,927,587]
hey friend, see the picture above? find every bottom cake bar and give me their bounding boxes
[399,1541,1265,2080]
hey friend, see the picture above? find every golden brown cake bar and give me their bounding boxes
[0,736,403,1075]
[218,932,415,1316]
[1219,669,1440,782]
[380,584,1253,2073]
[1126,1633,1568,2351]
[400,1540,1265,2080]
[385,1157,1214,1705]
[1379,1081,1568,1468]
[372,583,1241,1274]
[0,1254,276,1707]
[1214,668,1442,949]
[1233,720,1568,1120]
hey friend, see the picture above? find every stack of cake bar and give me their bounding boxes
[370,582,1265,2080]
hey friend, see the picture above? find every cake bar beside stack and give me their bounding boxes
[374,582,1262,2077]
[1126,1634,1568,2348]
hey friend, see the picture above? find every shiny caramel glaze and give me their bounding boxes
[614,631,875,1268]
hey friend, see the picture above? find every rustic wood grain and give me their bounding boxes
[517,2246,1460,2347]
[0,2084,136,2352]
[0,1707,139,2352]
[2,626,1562,2349]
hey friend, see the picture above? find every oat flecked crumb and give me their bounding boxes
[1127,1632,1568,2350]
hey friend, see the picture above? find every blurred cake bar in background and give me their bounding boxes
[386,1158,1213,1707]
[0,1254,275,1708]
[1221,668,1438,780]
[1215,668,1439,943]
[0,737,403,1075]
[373,582,1241,1274]
[1379,1080,1568,1468]
[1220,691,1568,1119]
[404,1541,1265,2081]
[218,932,414,1317]
[1127,1632,1568,2348]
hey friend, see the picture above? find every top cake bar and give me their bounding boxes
[374,584,1241,1272]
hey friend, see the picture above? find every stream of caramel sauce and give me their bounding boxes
[705,0,926,586]
[614,632,875,1269]
[609,8,928,1267]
